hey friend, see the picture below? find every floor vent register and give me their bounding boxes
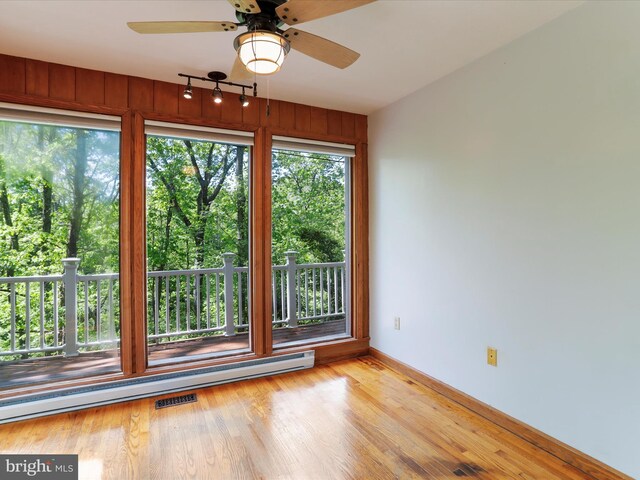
[155,393,197,409]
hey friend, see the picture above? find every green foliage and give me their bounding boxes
[0,122,120,277]
[272,149,346,263]
[298,227,343,262]
[145,136,249,270]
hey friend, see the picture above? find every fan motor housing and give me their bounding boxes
[235,0,287,31]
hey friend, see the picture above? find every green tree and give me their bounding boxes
[272,149,346,264]
[146,137,248,270]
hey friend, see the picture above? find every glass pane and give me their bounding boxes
[271,148,350,348]
[0,120,121,389]
[146,134,250,365]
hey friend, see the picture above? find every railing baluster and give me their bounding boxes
[327,268,332,315]
[39,281,45,349]
[206,273,211,329]
[297,269,301,319]
[304,269,309,319]
[280,270,285,324]
[312,268,317,317]
[327,268,330,315]
[83,280,89,347]
[341,267,346,314]
[327,268,331,314]
[272,270,277,323]
[176,275,180,334]
[222,253,236,336]
[216,273,221,327]
[333,267,338,313]
[53,280,59,347]
[238,271,243,327]
[196,273,201,332]
[322,268,326,316]
[154,277,159,338]
[63,258,79,356]
[25,282,30,351]
[109,279,115,341]
[186,273,191,332]
[10,283,16,352]
[285,252,298,328]
[165,275,170,335]
[96,280,102,341]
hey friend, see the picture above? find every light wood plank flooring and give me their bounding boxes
[0,357,593,479]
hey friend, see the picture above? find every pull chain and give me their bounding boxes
[267,77,271,117]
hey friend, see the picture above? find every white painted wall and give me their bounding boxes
[369,2,640,477]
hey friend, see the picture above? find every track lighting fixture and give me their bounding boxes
[178,71,256,107]
[183,79,192,99]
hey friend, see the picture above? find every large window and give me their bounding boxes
[0,104,121,388]
[271,137,353,348]
[0,100,366,396]
[145,122,252,365]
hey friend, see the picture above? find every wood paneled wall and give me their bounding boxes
[0,53,369,394]
[0,54,367,142]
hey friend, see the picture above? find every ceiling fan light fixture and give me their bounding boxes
[234,31,290,75]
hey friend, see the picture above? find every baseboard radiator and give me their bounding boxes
[0,351,315,424]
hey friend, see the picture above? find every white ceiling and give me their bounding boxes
[0,0,583,115]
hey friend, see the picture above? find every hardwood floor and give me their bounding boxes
[0,357,594,479]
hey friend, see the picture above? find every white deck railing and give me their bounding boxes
[0,252,346,358]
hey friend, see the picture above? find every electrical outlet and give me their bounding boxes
[487,347,498,367]
[393,316,401,330]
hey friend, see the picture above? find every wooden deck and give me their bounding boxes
[0,320,347,390]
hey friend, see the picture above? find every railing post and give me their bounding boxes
[222,253,236,336]
[62,258,80,357]
[285,251,298,328]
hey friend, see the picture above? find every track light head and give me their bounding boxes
[212,86,223,104]
[239,93,249,108]
[183,79,192,100]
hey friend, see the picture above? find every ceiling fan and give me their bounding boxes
[128,0,375,80]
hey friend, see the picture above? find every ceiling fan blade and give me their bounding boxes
[276,0,375,26]
[229,57,254,82]
[227,0,261,14]
[127,21,237,34]
[283,28,360,69]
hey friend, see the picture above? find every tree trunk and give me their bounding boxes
[235,147,248,267]
[0,182,18,276]
[36,126,53,236]
[194,223,206,268]
[39,127,53,271]
[0,156,18,276]
[67,130,87,258]
[42,174,53,234]
[159,206,172,272]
